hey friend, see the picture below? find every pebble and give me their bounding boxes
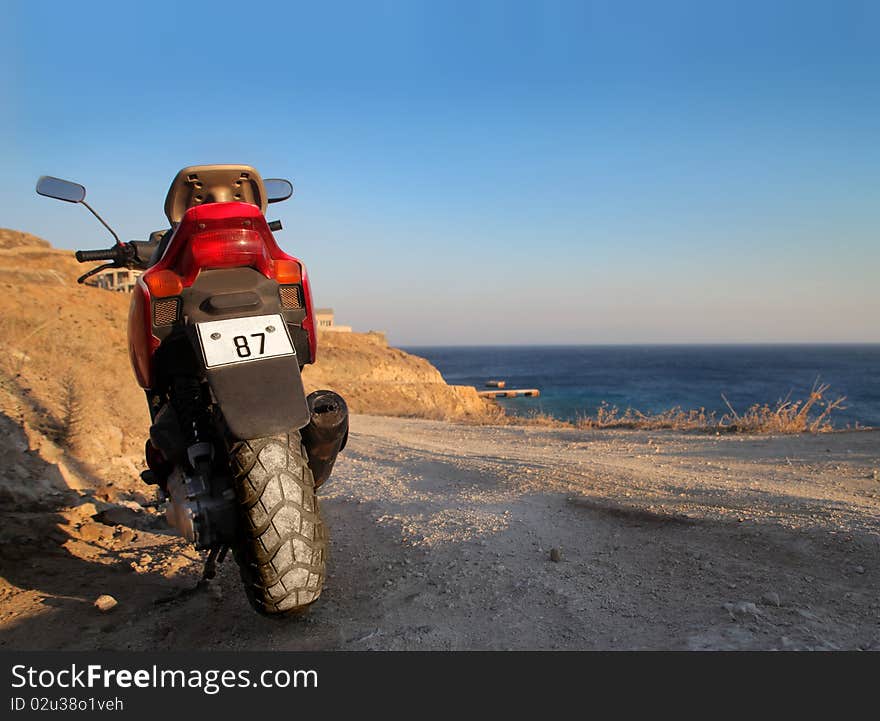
[723,601,761,619]
[854,565,865,575]
[94,594,118,613]
[760,591,781,607]
[549,548,562,563]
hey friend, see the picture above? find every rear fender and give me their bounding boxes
[203,352,310,441]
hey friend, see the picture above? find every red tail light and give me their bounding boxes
[188,229,269,270]
[154,228,273,286]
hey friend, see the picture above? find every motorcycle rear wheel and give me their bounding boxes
[228,431,327,615]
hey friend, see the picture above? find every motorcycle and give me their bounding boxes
[36,165,349,616]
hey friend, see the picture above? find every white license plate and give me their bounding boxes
[196,314,295,368]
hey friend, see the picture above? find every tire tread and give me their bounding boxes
[229,431,326,615]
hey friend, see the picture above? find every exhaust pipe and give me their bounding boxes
[301,390,348,490]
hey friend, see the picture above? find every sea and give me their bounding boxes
[403,345,880,428]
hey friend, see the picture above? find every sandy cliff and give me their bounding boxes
[303,331,495,420]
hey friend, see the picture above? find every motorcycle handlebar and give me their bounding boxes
[75,247,123,263]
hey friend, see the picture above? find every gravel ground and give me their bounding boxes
[2,415,879,650]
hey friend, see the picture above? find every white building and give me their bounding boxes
[87,268,142,292]
[314,308,352,333]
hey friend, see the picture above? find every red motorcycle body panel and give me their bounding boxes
[127,201,315,390]
[127,281,158,388]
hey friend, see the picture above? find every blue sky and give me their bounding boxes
[2,0,878,344]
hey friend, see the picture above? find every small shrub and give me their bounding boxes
[720,380,846,433]
[58,373,82,447]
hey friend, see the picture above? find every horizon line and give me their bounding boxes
[399,341,880,348]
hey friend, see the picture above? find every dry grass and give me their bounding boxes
[719,380,847,433]
[507,410,573,428]
[575,404,717,431]
[567,380,849,434]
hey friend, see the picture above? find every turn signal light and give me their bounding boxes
[274,259,302,284]
[144,269,183,298]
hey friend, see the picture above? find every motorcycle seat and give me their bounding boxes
[164,164,269,225]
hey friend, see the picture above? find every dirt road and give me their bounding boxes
[2,415,879,650]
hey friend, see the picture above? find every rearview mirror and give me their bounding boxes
[36,176,87,203]
[265,178,294,204]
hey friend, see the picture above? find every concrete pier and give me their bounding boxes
[477,388,540,398]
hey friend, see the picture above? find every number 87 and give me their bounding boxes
[233,333,266,358]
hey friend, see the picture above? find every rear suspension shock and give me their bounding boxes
[170,376,213,469]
